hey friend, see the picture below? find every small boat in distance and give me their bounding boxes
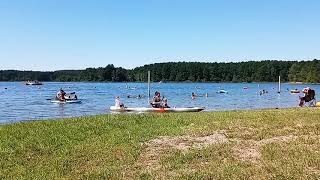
[26,80,43,85]
[290,89,301,93]
[216,90,228,94]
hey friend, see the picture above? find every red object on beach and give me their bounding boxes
[157,108,166,112]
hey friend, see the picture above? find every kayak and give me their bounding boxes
[110,106,205,112]
[26,82,43,85]
[290,89,300,93]
[51,100,82,104]
[217,90,228,93]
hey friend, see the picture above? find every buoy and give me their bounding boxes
[316,102,320,107]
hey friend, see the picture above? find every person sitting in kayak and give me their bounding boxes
[151,91,162,108]
[56,88,66,101]
[161,97,170,108]
[65,94,78,100]
[150,91,170,108]
[115,96,124,108]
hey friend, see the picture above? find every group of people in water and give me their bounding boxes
[114,87,317,108]
[259,89,269,95]
[191,92,209,99]
[54,84,317,108]
[126,94,144,99]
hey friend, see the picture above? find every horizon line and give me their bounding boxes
[1,59,318,72]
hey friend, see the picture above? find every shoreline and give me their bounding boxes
[1,106,306,125]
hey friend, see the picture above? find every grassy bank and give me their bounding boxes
[1,108,320,179]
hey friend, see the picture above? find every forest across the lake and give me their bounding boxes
[1,59,319,83]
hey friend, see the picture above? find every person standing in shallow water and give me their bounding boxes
[191,92,197,100]
[161,97,170,108]
[115,96,124,108]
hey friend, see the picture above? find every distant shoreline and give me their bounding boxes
[1,60,320,83]
[1,81,319,85]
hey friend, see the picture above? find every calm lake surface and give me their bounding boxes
[0,82,319,123]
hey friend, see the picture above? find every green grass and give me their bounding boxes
[1,108,320,179]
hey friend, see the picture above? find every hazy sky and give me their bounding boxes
[0,0,319,71]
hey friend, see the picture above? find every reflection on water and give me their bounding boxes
[0,82,319,123]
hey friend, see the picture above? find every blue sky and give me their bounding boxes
[0,0,319,71]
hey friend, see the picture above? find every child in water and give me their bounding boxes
[161,97,170,108]
[115,96,124,108]
[191,92,197,100]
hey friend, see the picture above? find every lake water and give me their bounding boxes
[0,82,319,123]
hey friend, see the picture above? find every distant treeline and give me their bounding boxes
[1,60,319,83]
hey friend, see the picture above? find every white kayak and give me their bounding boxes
[26,82,43,85]
[51,100,82,104]
[110,106,204,112]
[217,90,228,93]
